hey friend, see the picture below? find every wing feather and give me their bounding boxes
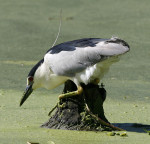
[44,38,129,77]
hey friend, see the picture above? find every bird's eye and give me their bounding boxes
[28,76,33,82]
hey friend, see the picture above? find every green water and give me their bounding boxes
[0,0,150,143]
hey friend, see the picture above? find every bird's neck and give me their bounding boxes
[33,62,51,89]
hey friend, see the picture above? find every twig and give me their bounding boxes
[85,104,125,131]
[48,104,58,116]
[51,9,62,48]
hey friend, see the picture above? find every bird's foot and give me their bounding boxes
[59,86,83,99]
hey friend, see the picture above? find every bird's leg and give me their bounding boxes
[91,78,100,85]
[59,86,83,99]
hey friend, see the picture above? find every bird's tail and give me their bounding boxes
[97,37,130,56]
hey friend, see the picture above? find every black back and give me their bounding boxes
[46,38,105,54]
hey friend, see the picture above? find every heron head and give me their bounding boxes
[20,76,34,106]
[20,59,44,106]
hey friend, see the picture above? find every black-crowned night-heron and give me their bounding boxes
[20,37,130,106]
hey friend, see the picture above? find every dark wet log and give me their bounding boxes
[41,80,123,131]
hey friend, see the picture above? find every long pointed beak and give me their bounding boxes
[20,84,33,106]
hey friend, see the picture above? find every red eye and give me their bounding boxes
[28,77,33,82]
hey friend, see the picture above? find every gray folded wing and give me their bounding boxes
[44,38,129,77]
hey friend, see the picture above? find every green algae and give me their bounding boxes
[107,132,116,136]
[0,0,150,143]
[1,90,150,144]
[0,60,37,66]
[144,129,150,135]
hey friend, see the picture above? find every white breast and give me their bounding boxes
[43,74,68,90]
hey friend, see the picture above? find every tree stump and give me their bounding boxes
[41,80,123,131]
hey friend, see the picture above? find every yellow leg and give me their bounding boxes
[59,86,83,99]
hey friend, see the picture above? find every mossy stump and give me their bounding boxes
[41,80,121,131]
